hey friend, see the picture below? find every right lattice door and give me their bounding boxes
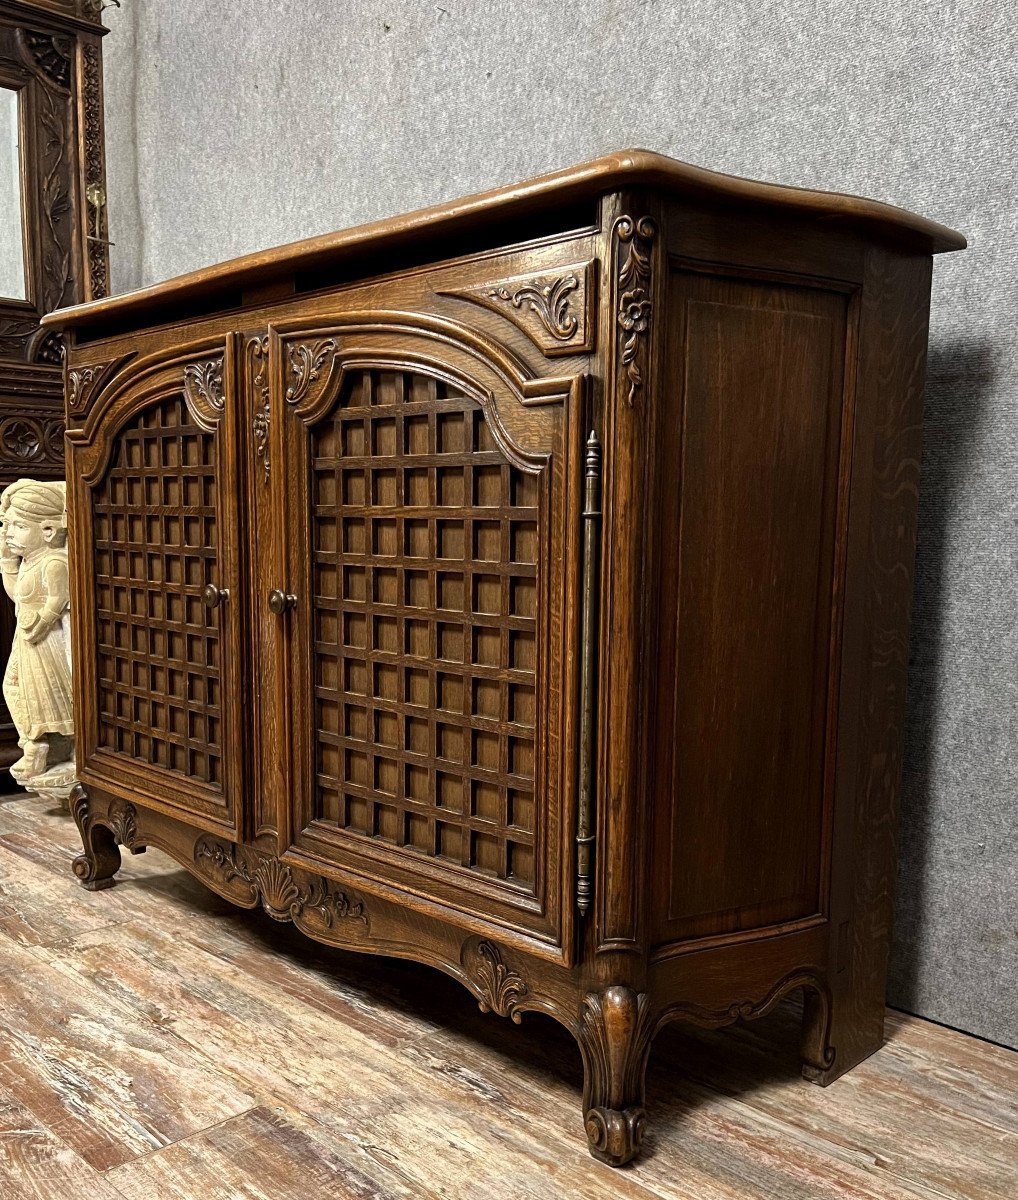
[274,321,579,956]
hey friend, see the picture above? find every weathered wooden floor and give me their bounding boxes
[0,791,1013,1200]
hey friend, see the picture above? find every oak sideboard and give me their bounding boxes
[44,150,964,1166]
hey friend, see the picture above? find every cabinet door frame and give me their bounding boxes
[268,311,585,959]
[66,334,246,837]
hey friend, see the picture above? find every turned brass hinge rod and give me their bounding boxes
[576,428,602,917]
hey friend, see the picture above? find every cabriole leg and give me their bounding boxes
[800,979,837,1081]
[70,783,121,891]
[576,986,655,1166]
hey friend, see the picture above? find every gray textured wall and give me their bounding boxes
[100,1,1017,1046]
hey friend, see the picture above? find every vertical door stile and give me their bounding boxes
[267,324,295,856]
[220,332,246,841]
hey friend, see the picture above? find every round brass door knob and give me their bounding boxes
[268,588,297,614]
[202,582,228,608]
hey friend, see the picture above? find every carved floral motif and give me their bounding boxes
[248,335,270,482]
[193,837,367,928]
[81,44,108,299]
[33,330,65,365]
[285,338,338,406]
[614,216,657,407]
[0,318,37,358]
[0,419,41,461]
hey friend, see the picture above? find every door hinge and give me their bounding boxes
[576,429,602,917]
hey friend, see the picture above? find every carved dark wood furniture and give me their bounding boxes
[46,151,964,1166]
[0,0,110,773]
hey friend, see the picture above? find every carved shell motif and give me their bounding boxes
[252,857,302,921]
[193,837,366,930]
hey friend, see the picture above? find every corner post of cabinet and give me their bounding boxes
[821,245,934,1082]
[585,190,665,964]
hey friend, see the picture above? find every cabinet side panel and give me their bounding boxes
[816,248,934,1081]
[653,268,849,944]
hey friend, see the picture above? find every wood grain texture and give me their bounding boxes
[55,161,964,1165]
[1,794,1015,1198]
[41,147,964,347]
[0,1092,123,1200]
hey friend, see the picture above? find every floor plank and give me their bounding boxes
[0,1090,125,1199]
[0,934,258,1171]
[105,1104,418,1200]
[0,793,1014,1199]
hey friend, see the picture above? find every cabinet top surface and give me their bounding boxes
[45,147,965,337]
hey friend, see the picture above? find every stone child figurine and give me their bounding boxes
[0,479,75,803]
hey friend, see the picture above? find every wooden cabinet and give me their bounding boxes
[0,0,111,773]
[47,151,964,1167]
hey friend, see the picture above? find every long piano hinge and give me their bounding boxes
[576,428,603,917]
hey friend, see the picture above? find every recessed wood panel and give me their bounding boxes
[309,369,541,894]
[652,268,850,944]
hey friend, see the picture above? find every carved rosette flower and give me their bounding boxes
[285,338,338,407]
[466,940,528,1024]
[614,215,657,407]
[0,419,42,461]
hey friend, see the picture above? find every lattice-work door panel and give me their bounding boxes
[285,358,574,927]
[88,388,240,826]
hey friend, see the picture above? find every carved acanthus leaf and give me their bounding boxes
[439,262,593,356]
[285,338,338,407]
[465,940,528,1024]
[183,356,226,431]
[614,216,657,407]
[106,800,139,849]
[68,360,113,415]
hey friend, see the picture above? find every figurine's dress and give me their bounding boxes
[2,549,73,743]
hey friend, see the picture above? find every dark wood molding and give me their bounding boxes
[60,153,961,1165]
[0,0,109,775]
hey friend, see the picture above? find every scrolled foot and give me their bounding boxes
[70,784,121,891]
[72,851,119,890]
[800,979,837,1083]
[584,1104,646,1166]
[576,986,656,1167]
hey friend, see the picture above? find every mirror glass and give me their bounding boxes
[0,88,26,301]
